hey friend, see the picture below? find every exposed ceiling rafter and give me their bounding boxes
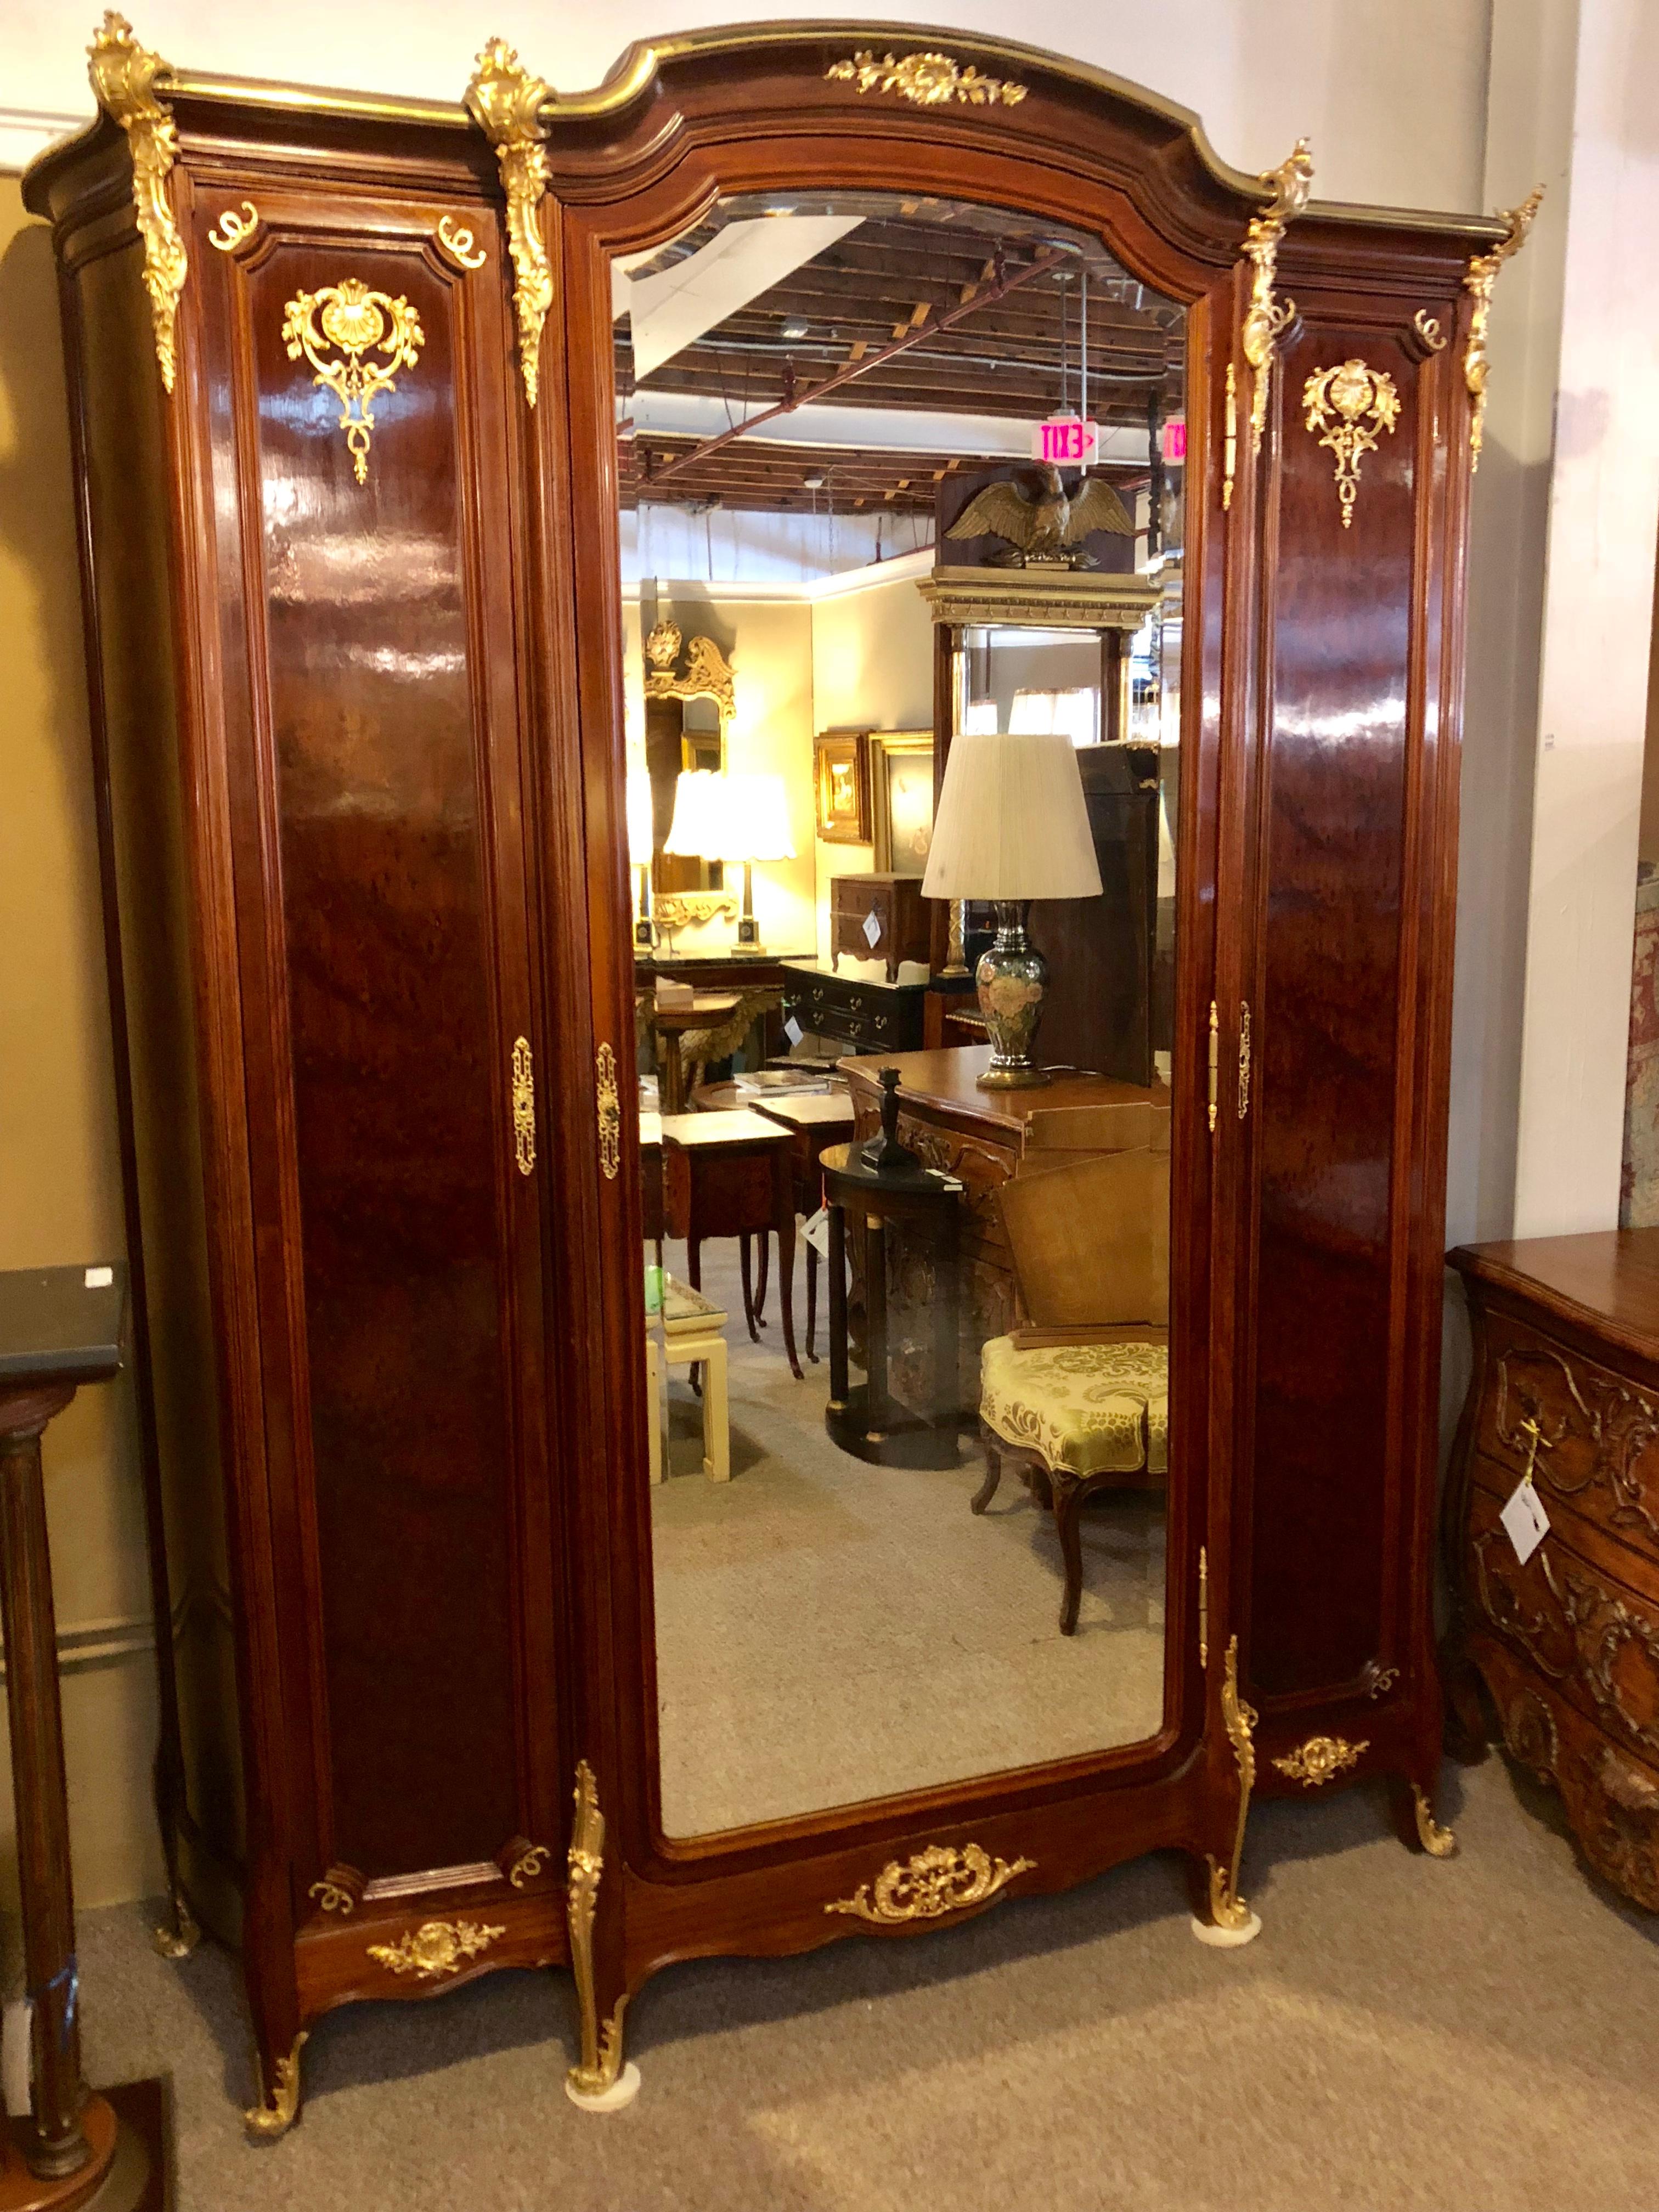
[647,249,1070,488]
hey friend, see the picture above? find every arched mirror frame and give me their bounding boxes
[537,25,1282,2025]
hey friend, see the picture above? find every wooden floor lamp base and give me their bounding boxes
[0,2081,166,2212]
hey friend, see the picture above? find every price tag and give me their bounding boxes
[1501,1475,1550,1565]
[803,1206,832,1258]
[783,1015,804,1047]
[84,1265,113,1289]
[862,910,882,949]
[1,1997,31,2122]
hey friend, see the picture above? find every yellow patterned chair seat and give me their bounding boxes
[975,1334,1168,1635]
[979,1336,1167,1480]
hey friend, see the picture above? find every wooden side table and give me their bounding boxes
[752,1094,857,1362]
[693,1085,857,1359]
[0,1262,159,2207]
[649,994,741,1114]
[661,1113,802,1379]
[820,1143,962,1468]
[639,1110,664,1274]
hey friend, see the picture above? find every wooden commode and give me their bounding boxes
[1446,1232,1659,1909]
[828,874,930,983]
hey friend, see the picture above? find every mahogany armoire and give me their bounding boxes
[26,14,1532,2133]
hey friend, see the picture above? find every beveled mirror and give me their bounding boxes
[610,183,1187,1837]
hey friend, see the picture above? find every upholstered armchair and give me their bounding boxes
[972,1104,1170,1634]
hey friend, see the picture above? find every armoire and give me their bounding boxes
[27,13,1532,2133]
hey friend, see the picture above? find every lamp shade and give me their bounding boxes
[706,772,797,863]
[662,769,724,857]
[921,730,1102,902]
[625,768,655,864]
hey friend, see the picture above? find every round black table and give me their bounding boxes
[820,1141,961,1469]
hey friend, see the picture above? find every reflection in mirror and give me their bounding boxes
[616,189,1184,1837]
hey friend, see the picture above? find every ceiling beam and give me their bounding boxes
[647,249,1069,488]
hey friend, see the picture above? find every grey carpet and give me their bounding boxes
[77,1754,1659,2210]
[651,1235,1164,1836]
[74,1238,1659,2205]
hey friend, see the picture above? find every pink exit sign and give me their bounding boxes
[1031,416,1099,465]
[1162,420,1187,462]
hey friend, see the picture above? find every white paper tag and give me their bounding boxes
[2,1996,31,2120]
[862,909,882,949]
[803,1206,832,1258]
[84,1266,114,1289]
[1500,1477,1550,1565]
[783,1015,804,1047]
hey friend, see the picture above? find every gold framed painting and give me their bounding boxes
[870,731,936,876]
[814,730,871,844]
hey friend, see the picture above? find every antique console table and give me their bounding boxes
[1445,1231,1659,1909]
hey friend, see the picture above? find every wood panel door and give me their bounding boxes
[1229,239,1470,1812]
[183,175,565,2035]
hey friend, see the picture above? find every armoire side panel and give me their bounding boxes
[1248,320,1420,1702]
[68,228,245,1925]
[227,226,524,1880]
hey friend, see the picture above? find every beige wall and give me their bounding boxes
[4,2,1494,208]
[1639,541,1659,865]
[0,177,167,1908]
[809,569,935,963]
[629,592,817,957]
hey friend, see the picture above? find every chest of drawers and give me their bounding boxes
[781,961,927,1059]
[1446,1231,1659,1909]
[828,874,931,983]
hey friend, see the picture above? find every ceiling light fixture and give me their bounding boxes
[781,317,810,340]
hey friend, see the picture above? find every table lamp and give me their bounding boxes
[627,767,656,948]
[704,771,798,951]
[663,771,797,950]
[920,729,1102,1087]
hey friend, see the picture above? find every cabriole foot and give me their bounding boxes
[244,2030,308,2142]
[565,2057,642,2112]
[565,1996,637,2112]
[1191,1854,1262,1947]
[1410,1783,1458,1858]
[151,1892,200,1959]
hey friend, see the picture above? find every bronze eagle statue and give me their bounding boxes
[945,464,1135,569]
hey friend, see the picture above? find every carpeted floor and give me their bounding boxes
[74,1753,1659,2211]
[650,1237,1165,1836]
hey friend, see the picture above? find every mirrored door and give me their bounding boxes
[602,186,1188,1839]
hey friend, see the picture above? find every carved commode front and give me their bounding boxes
[1447,1234,1659,1914]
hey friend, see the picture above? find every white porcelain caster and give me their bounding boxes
[565,2061,642,2113]
[1189,1910,1262,1948]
